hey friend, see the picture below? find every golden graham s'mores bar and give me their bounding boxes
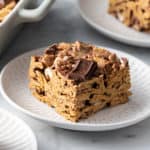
[29,41,131,122]
[108,0,150,32]
[0,0,17,22]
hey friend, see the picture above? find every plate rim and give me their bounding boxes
[77,0,150,47]
[1,47,150,131]
[0,108,38,150]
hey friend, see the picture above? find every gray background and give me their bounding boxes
[1,0,150,150]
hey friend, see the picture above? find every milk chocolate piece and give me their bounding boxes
[40,44,58,67]
[45,44,58,55]
[68,59,97,82]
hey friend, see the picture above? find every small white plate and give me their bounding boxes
[78,0,150,47]
[0,109,37,150]
[1,47,150,131]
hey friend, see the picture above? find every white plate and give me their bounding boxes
[0,109,37,150]
[1,47,150,131]
[78,0,150,47]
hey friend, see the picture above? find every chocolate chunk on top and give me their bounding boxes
[40,44,58,67]
[45,44,58,55]
[68,59,97,82]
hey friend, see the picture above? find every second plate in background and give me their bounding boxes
[78,0,150,47]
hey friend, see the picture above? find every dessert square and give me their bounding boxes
[29,41,131,122]
[108,0,150,32]
[0,0,17,22]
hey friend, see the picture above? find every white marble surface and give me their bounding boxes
[0,0,150,149]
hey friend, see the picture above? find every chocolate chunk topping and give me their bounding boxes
[40,44,58,67]
[45,44,57,55]
[68,59,97,82]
